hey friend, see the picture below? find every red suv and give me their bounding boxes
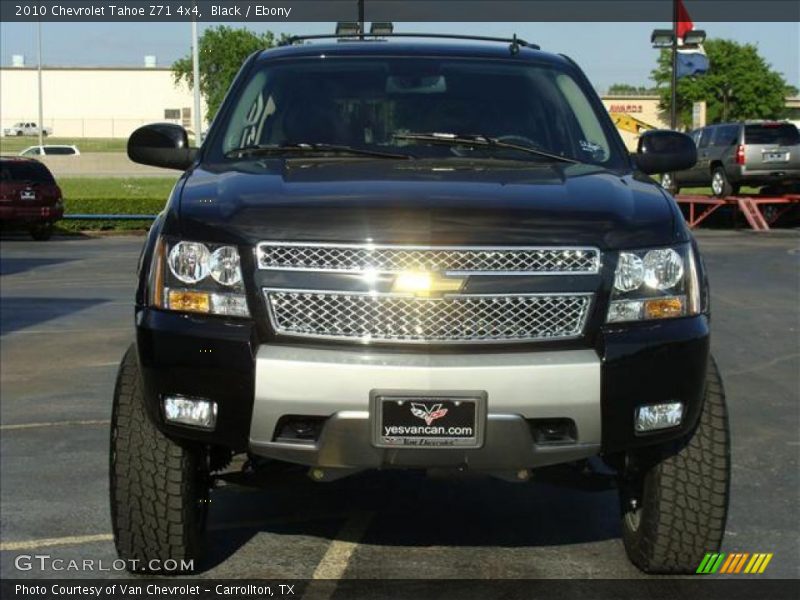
[0,157,64,240]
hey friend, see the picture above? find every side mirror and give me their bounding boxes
[128,123,198,171]
[633,130,697,175]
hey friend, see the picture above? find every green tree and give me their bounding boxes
[651,38,797,129]
[173,26,287,125]
[607,83,657,95]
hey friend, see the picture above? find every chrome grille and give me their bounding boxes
[265,290,592,344]
[257,242,600,274]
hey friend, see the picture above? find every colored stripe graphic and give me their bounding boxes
[720,553,749,574]
[744,553,774,574]
[698,552,774,575]
[696,553,725,574]
[733,553,750,573]
[719,553,736,573]
[758,554,773,573]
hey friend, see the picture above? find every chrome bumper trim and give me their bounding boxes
[250,345,601,470]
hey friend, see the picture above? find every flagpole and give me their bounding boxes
[37,20,44,149]
[670,0,678,129]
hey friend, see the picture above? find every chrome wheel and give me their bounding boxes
[711,172,723,196]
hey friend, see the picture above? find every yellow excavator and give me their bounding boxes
[610,112,657,135]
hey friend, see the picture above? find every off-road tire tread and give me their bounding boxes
[109,345,205,573]
[623,357,730,573]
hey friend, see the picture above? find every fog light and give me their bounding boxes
[163,396,217,430]
[635,402,683,433]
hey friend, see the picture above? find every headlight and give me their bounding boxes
[607,244,700,323]
[642,248,683,290]
[209,246,243,286]
[168,241,210,284]
[150,237,250,318]
[613,252,644,292]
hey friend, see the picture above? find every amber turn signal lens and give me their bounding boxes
[643,297,684,320]
[167,290,210,313]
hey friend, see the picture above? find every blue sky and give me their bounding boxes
[1,21,798,92]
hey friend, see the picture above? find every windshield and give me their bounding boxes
[210,56,624,167]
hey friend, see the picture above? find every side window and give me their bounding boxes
[698,128,713,149]
[713,125,737,147]
[553,73,610,163]
[222,70,272,152]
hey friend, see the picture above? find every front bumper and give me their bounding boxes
[135,308,710,466]
[249,346,601,470]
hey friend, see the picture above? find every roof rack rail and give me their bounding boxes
[280,33,539,52]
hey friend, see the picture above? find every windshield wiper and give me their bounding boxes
[224,142,413,160]
[393,132,579,164]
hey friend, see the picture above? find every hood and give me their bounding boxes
[173,158,682,249]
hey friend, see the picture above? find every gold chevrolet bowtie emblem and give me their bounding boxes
[391,270,465,297]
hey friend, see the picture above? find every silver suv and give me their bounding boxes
[662,121,800,196]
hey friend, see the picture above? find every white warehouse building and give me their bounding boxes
[0,63,204,138]
[2,61,797,147]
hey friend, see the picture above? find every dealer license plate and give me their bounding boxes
[764,151,788,163]
[372,392,485,448]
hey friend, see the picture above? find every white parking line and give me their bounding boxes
[311,511,374,580]
[0,419,110,431]
[4,327,131,336]
[1,534,113,552]
[0,511,360,553]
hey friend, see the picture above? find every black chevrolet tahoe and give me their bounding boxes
[110,32,730,574]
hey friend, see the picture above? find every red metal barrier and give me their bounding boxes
[675,194,800,231]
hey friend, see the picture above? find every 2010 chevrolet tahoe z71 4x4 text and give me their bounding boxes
[110,32,730,574]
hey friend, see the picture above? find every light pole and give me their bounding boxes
[37,20,43,148]
[721,86,734,121]
[191,18,201,145]
[650,27,706,131]
[670,0,678,129]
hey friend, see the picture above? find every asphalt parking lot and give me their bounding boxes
[1,231,798,580]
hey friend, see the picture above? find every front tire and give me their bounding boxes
[109,345,209,573]
[660,173,679,195]
[620,358,730,574]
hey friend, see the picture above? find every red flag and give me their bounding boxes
[676,0,694,40]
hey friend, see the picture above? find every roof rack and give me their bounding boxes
[280,33,539,53]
